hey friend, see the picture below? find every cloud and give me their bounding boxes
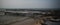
[1,0,59,8]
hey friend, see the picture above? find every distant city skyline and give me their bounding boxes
[0,0,60,8]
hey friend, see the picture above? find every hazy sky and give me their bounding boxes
[0,0,59,8]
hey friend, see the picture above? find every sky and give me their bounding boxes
[0,0,60,8]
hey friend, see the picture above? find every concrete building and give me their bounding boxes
[0,9,5,15]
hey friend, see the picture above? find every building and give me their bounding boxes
[0,9,5,15]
